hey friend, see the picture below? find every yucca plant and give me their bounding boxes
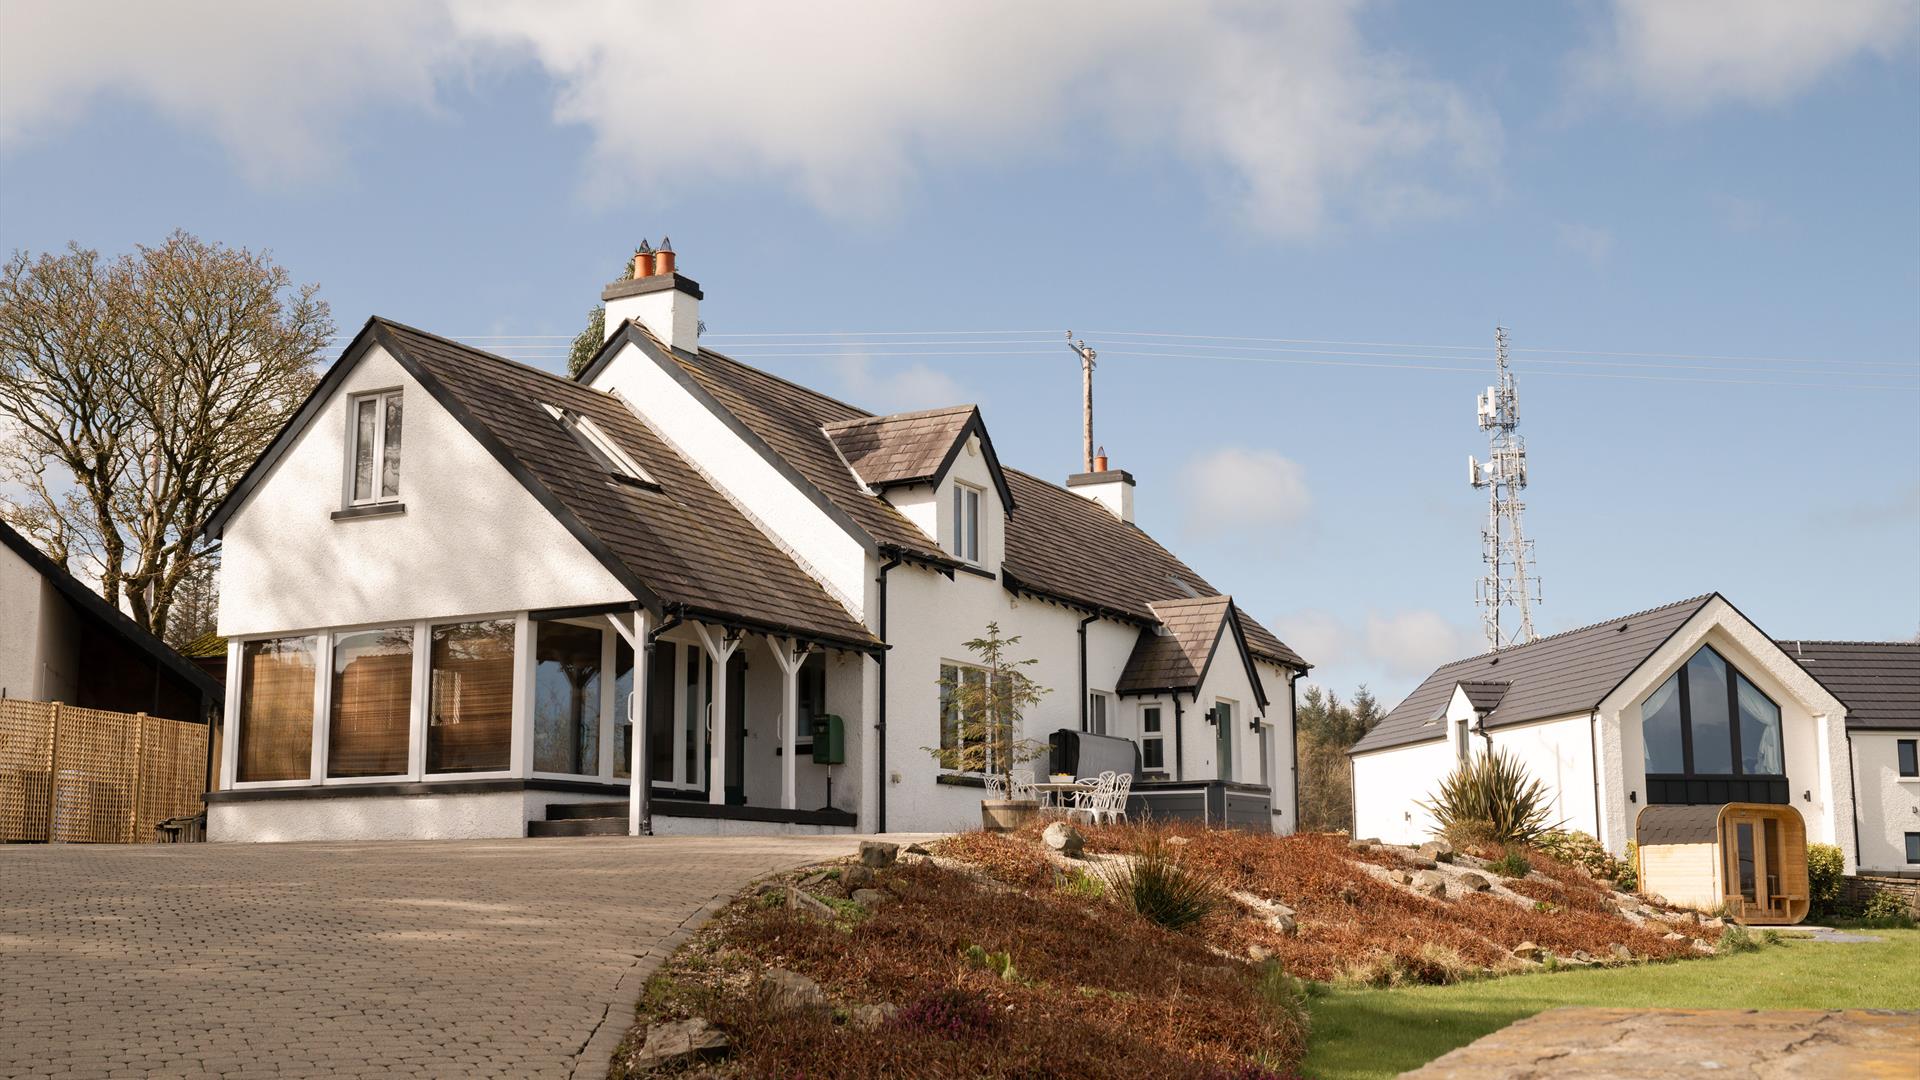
[1419,747,1560,848]
[1099,830,1221,933]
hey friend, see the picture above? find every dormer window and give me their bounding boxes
[348,389,402,505]
[543,404,656,488]
[952,481,982,563]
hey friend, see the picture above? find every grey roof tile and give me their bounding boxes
[1116,597,1233,694]
[1352,594,1716,754]
[824,406,978,489]
[1778,640,1920,730]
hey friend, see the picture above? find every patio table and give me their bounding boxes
[1026,780,1094,811]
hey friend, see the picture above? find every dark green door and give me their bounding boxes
[1215,701,1233,782]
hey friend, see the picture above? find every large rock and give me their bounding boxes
[1457,872,1493,893]
[1512,941,1545,960]
[1388,869,1413,885]
[905,842,933,856]
[1041,821,1085,856]
[1609,943,1634,961]
[1661,931,1688,942]
[848,1003,898,1030]
[858,841,899,869]
[757,968,830,1017]
[1417,841,1456,865]
[631,1018,729,1071]
[1413,870,1448,898]
[850,888,893,910]
[841,864,877,891]
[1269,911,1298,936]
[786,887,834,919]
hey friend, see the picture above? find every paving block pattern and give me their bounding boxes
[0,834,875,1078]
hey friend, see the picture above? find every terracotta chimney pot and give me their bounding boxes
[1094,446,1109,472]
[632,252,654,279]
[653,236,676,277]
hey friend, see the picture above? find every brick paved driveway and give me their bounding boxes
[0,835,887,1079]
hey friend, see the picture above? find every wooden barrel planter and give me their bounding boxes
[1635,802,1810,925]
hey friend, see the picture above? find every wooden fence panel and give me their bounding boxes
[0,699,208,843]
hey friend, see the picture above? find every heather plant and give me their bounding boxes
[1534,830,1635,889]
[892,987,998,1040]
[1489,848,1533,878]
[1420,748,1560,848]
[1100,829,1222,933]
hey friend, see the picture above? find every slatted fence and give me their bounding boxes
[0,698,209,843]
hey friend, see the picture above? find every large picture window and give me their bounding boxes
[533,620,602,775]
[348,389,403,505]
[939,662,1003,773]
[328,627,413,778]
[238,636,318,782]
[426,619,514,774]
[1640,644,1784,786]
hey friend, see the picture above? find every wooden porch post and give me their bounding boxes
[607,610,652,836]
[768,637,810,811]
[693,623,739,807]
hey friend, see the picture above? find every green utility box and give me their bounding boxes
[810,713,845,765]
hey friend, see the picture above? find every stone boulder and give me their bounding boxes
[1511,941,1545,960]
[631,1018,729,1072]
[786,887,834,919]
[1041,821,1085,857]
[841,864,877,891]
[757,968,830,1017]
[1609,943,1633,961]
[1413,870,1448,899]
[1457,872,1492,893]
[904,842,933,856]
[850,888,893,910]
[1388,869,1413,885]
[1417,841,1456,865]
[848,1003,898,1030]
[859,841,899,869]
[1661,931,1688,942]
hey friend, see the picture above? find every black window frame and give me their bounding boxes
[1907,832,1920,865]
[1899,738,1918,779]
[1643,644,1787,806]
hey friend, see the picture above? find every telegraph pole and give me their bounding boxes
[1469,326,1541,650]
[1066,333,1097,472]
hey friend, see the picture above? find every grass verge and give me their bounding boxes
[1301,928,1920,1080]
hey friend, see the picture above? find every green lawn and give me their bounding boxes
[1302,929,1920,1080]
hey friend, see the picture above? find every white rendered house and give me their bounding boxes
[1349,593,1920,875]
[201,254,1309,841]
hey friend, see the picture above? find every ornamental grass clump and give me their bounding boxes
[1420,748,1560,848]
[1101,830,1222,933]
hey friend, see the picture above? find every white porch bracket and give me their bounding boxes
[767,636,814,811]
[606,610,651,835]
[693,622,741,806]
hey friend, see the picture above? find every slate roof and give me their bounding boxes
[1778,640,1920,730]
[656,341,1307,671]
[1459,680,1511,714]
[823,406,979,490]
[377,321,877,650]
[1635,803,1724,846]
[1116,597,1233,694]
[1352,594,1716,755]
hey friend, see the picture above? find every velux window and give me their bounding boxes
[952,482,982,563]
[348,390,402,504]
[544,404,654,488]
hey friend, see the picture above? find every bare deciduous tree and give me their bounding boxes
[0,231,331,638]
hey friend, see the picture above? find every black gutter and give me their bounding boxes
[875,554,904,833]
[641,613,684,835]
[1289,674,1301,832]
[1078,614,1098,731]
[1844,730,1863,871]
[1173,695,1186,780]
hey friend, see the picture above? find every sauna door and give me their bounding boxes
[1721,809,1785,920]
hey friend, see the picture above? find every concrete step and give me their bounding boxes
[527,817,628,838]
[543,801,628,821]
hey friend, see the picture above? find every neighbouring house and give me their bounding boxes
[1,520,221,726]
[199,249,1308,842]
[1349,592,1920,885]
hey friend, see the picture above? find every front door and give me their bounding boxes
[1215,700,1234,782]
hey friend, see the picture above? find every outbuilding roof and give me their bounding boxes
[1352,594,1716,755]
[1778,640,1920,730]
[1634,803,1725,846]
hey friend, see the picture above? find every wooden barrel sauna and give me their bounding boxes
[1634,802,1809,925]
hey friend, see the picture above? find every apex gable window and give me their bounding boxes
[543,404,656,488]
[951,482,982,564]
[347,389,403,505]
[1641,644,1785,804]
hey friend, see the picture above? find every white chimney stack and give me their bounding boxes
[601,237,700,353]
[1067,447,1135,523]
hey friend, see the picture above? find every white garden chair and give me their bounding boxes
[1069,772,1118,824]
[982,773,1008,799]
[1102,772,1133,824]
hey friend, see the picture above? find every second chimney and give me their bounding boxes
[602,237,700,353]
[1067,451,1135,523]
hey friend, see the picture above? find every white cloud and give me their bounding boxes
[1,1,1501,236]
[1181,448,1311,528]
[1363,610,1478,679]
[830,355,968,414]
[1555,222,1615,264]
[1583,0,1919,111]
[1270,610,1355,674]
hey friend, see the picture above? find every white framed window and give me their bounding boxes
[347,389,403,505]
[951,482,982,564]
[939,661,1003,773]
[1087,690,1112,735]
[543,404,656,487]
[1139,704,1166,773]
[1454,715,1472,761]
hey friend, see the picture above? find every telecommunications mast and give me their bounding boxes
[1468,327,1541,650]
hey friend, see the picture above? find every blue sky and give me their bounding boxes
[3,1,1916,705]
